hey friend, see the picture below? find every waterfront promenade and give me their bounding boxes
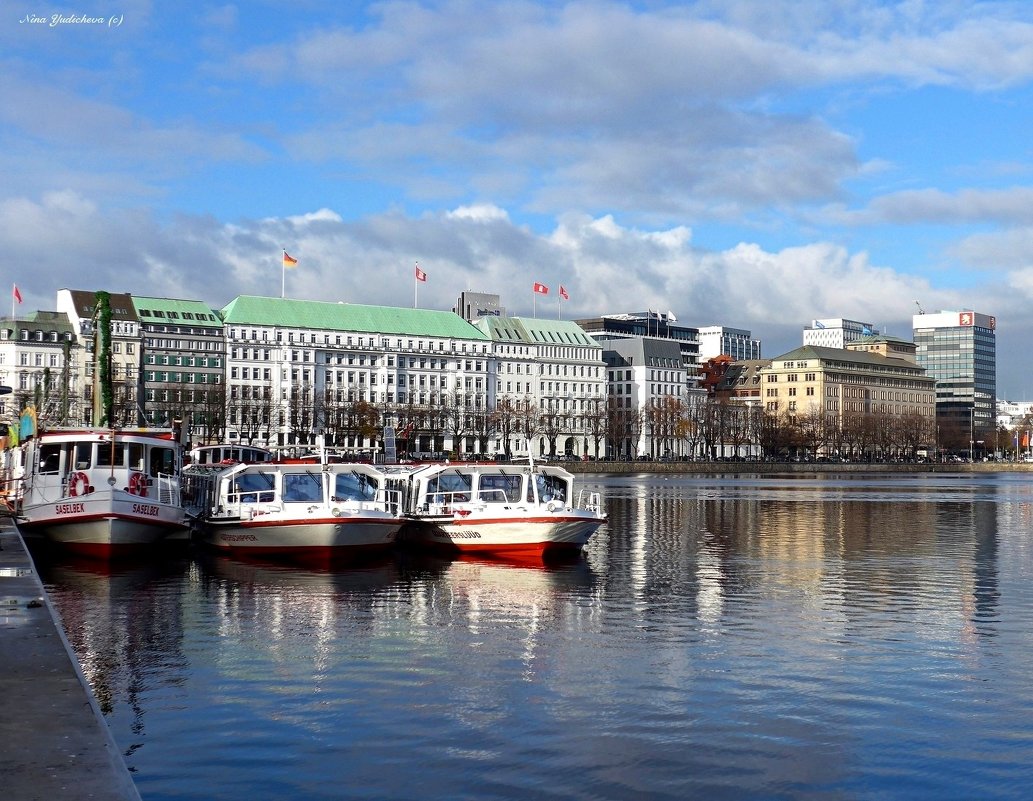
[0,522,140,801]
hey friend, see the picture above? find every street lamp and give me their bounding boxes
[970,404,975,461]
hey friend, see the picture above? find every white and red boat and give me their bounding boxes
[390,460,606,560]
[14,428,188,558]
[188,461,404,563]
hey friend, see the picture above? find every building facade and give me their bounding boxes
[0,311,78,426]
[601,336,688,458]
[219,296,493,455]
[474,316,606,458]
[803,318,876,349]
[761,344,937,452]
[55,289,141,426]
[697,325,762,361]
[912,309,997,453]
[132,296,225,441]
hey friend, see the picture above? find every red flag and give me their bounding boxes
[533,282,549,295]
[415,264,427,282]
[12,285,22,304]
[559,285,569,300]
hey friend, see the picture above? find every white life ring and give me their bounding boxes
[68,471,90,497]
[128,472,148,497]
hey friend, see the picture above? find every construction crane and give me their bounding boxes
[914,300,925,315]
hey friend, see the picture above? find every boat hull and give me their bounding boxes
[203,515,402,558]
[17,493,186,558]
[397,512,604,559]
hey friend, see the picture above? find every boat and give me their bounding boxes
[389,460,606,560]
[13,428,188,558]
[186,461,404,563]
[188,443,275,467]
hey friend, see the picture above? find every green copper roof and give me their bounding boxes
[220,295,489,340]
[475,316,601,348]
[131,296,222,327]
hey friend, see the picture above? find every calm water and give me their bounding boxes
[34,472,1033,801]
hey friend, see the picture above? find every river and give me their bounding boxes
[35,472,1033,800]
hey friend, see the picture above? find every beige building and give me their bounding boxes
[761,342,936,424]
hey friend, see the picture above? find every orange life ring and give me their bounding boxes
[128,472,149,497]
[68,471,90,497]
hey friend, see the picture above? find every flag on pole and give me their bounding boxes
[283,250,298,269]
[13,285,22,304]
[415,264,427,282]
[559,285,569,300]
[533,282,549,295]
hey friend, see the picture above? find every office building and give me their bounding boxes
[913,309,997,453]
[803,318,876,349]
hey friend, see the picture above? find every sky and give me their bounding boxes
[4,1,1033,395]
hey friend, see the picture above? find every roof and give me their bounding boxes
[220,295,489,340]
[475,316,601,348]
[131,296,221,327]
[60,289,139,322]
[773,344,925,370]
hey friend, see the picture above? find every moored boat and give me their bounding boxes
[389,460,606,560]
[187,461,404,563]
[14,428,188,558]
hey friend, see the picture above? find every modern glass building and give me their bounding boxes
[912,310,997,455]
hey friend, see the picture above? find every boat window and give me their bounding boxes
[283,472,322,502]
[233,471,276,503]
[428,472,471,501]
[74,442,92,470]
[97,442,125,467]
[39,444,61,474]
[149,447,176,477]
[127,443,144,471]
[534,473,567,503]
[333,471,377,502]
[478,473,521,503]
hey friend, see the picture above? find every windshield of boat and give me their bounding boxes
[428,472,472,501]
[333,471,378,502]
[282,471,323,502]
[534,473,567,504]
[478,473,522,503]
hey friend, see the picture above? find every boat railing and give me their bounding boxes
[576,489,603,513]
[377,488,402,517]
[153,472,180,505]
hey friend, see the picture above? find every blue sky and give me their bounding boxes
[4,1,1033,394]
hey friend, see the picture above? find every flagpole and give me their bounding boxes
[532,290,536,318]
[281,250,286,299]
[414,263,418,309]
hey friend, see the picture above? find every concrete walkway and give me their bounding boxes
[0,522,140,800]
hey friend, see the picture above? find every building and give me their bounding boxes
[131,296,225,442]
[761,344,936,453]
[599,336,687,459]
[845,333,919,362]
[697,326,762,361]
[454,291,506,322]
[0,311,79,426]
[55,289,142,426]
[575,311,701,376]
[803,318,876,349]
[219,295,492,454]
[473,316,606,458]
[912,309,997,454]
